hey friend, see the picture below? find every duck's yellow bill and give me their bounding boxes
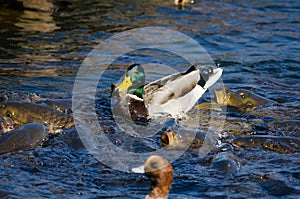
[117,75,132,91]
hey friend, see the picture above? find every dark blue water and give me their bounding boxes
[0,0,299,198]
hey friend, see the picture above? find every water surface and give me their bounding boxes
[0,0,299,198]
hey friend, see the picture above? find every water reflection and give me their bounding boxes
[15,9,59,32]
[1,0,72,33]
[21,0,57,32]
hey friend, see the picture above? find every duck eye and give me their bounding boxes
[6,112,12,118]
[240,93,245,98]
[151,162,159,169]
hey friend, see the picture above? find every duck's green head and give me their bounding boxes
[116,64,145,98]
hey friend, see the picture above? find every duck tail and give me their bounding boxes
[198,76,206,88]
[183,65,197,75]
[199,68,223,89]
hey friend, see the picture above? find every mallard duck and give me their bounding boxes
[112,64,222,122]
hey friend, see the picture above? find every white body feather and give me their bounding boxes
[147,68,222,118]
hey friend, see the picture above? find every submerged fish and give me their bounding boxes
[214,87,269,112]
[0,101,74,132]
[0,122,47,154]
